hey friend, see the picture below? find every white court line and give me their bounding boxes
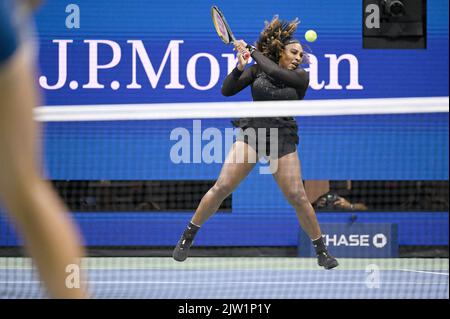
[1,281,448,285]
[399,269,449,276]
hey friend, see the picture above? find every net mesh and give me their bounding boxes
[0,97,448,299]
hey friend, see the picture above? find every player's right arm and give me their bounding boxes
[221,41,255,96]
[221,64,257,96]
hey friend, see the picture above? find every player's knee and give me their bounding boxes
[286,190,310,209]
[211,181,233,199]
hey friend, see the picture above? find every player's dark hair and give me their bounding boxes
[255,16,300,62]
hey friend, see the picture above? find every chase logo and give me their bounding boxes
[324,233,388,248]
[298,223,398,258]
[372,233,388,248]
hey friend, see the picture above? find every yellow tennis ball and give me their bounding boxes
[305,29,317,42]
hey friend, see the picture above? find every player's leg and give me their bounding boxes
[272,151,338,269]
[0,46,87,298]
[192,141,257,226]
[173,141,257,261]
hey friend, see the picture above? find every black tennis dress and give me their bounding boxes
[221,50,310,159]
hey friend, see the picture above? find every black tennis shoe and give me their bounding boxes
[317,251,339,270]
[172,234,194,262]
[173,223,199,262]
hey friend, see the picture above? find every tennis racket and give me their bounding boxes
[211,6,250,60]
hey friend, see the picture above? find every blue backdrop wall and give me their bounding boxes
[1,0,448,248]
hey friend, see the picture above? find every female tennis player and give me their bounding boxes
[0,0,86,297]
[173,16,338,269]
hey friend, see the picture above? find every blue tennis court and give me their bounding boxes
[1,258,448,299]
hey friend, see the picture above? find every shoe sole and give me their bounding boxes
[318,258,339,269]
[323,261,339,270]
[172,250,188,262]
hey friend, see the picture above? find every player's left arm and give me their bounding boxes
[250,50,309,91]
